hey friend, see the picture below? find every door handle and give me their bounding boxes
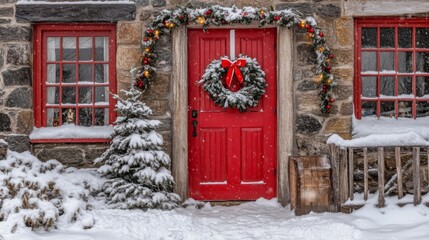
[192,120,198,137]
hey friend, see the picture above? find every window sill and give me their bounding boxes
[29,125,113,143]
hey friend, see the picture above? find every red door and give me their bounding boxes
[188,28,277,200]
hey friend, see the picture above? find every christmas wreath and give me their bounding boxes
[199,55,267,112]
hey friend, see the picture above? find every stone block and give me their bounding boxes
[333,84,353,101]
[152,0,166,7]
[116,46,141,71]
[324,117,352,135]
[6,87,32,108]
[6,44,30,66]
[315,4,341,19]
[235,0,271,8]
[2,67,32,86]
[297,79,319,92]
[296,134,330,156]
[142,73,170,98]
[16,110,33,134]
[297,43,317,65]
[0,48,3,69]
[142,99,169,116]
[36,146,85,165]
[135,0,149,6]
[6,134,30,152]
[331,67,353,84]
[276,3,314,16]
[0,26,31,42]
[0,113,11,132]
[117,22,142,45]
[296,91,319,111]
[0,140,7,160]
[83,144,109,163]
[296,114,322,135]
[340,101,353,116]
[0,7,13,17]
[335,17,354,47]
[139,10,152,21]
[154,36,172,72]
[0,18,11,24]
[331,48,353,66]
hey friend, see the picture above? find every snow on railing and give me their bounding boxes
[328,134,428,209]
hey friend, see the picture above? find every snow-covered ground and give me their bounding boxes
[2,197,429,240]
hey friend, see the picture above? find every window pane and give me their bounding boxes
[47,64,60,83]
[79,64,93,83]
[62,108,75,125]
[46,87,59,104]
[398,28,412,48]
[362,102,376,117]
[95,64,109,83]
[79,86,92,104]
[62,37,76,61]
[417,76,429,97]
[62,87,76,104]
[416,28,429,48]
[416,52,429,73]
[63,64,76,83]
[95,37,109,61]
[95,86,109,103]
[417,101,429,117]
[380,76,395,96]
[79,37,92,61]
[47,108,60,127]
[47,37,60,61]
[380,102,395,117]
[380,28,394,48]
[95,108,109,126]
[380,52,394,72]
[398,77,412,96]
[362,28,377,48]
[78,108,92,126]
[361,52,377,72]
[398,102,412,118]
[362,76,377,97]
[398,52,413,73]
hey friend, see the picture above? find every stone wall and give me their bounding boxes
[0,0,33,151]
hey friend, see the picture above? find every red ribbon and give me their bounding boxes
[221,58,246,87]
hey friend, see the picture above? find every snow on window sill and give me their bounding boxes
[327,116,429,147]
[30,124,113,143]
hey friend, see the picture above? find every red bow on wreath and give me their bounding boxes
[221,58,247,87]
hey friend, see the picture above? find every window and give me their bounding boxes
[354,18,429,119]
[34,24,116,128]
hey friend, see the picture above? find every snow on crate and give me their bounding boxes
[29,125,113,140]
[0,151,104,233]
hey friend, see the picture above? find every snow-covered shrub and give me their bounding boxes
[95,86,181,210]
[0,151,102,233]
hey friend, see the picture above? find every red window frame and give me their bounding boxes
[354,18,429,119]
[33,24,117,142]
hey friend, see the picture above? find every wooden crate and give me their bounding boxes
[289,156,332,215]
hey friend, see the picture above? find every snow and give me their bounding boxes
[327,116,429,147]
[3,196,429,240]
[0,139,6,145]
[29,124,113,140]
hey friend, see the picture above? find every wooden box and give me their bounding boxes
[289,156,332,215]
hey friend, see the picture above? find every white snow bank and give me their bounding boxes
[16,0,134,5]
[29,125,113,140]
[0,139,6,145]
[4,196,429,240]
[328,116,429,147]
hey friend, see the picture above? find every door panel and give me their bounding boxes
[188,28,277,200]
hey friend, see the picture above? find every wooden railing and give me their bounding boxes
[329,144,428,208]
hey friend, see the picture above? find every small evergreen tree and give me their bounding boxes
[95,86,180,210]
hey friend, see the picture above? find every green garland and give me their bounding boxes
[199,55,267,112]
[135,5,335,113]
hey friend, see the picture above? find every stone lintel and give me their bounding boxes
[16,3,136,22]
